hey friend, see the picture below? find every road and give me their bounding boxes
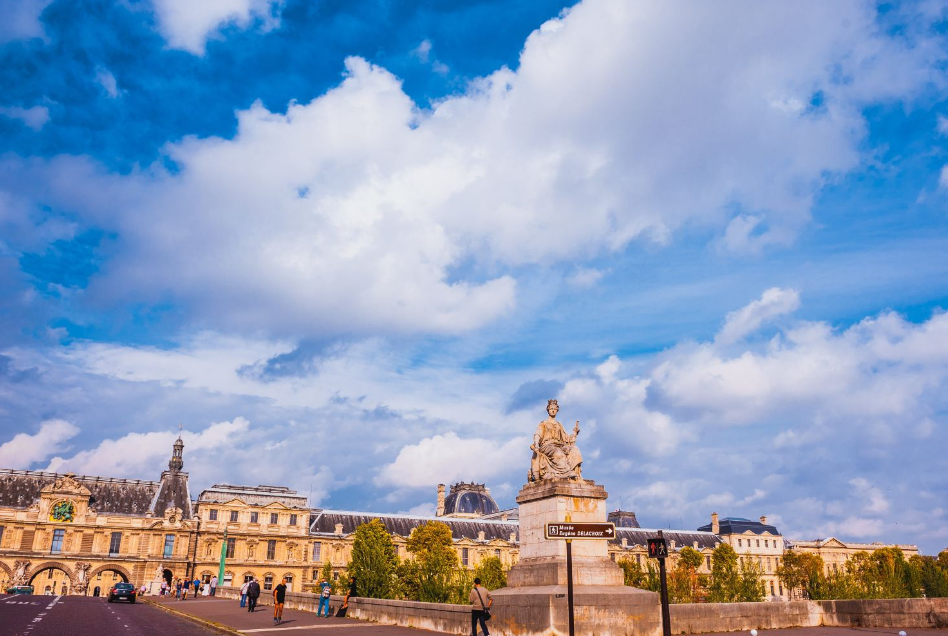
[0,594,219,636]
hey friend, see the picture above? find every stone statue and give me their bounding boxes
[74,563,91,594]
[13,560,30,585]
[529,399,583,482]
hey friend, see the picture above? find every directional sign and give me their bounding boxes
[545,522,616,539]
[648,537,668,559]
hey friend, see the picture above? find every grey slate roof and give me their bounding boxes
[611,527,722,550]
[0,468,192,518]
[697,517,781,536]
[198,484,308,508]
[310,509,519,542]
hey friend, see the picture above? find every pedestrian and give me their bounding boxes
[210,575,218,597]
[247,577,261,612]
[161,579,168,596]
[342,576,357,611]
[193,577,201,598]
[318,578,331,617]
[92,585,100,597]
[140,584,147,597]
[176,579,183,600]
[273,577,288,625]
[202,579,211,597]
[240,579,250,607]
[469,577,492,636]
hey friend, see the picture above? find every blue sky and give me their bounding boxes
[1,0,948,555]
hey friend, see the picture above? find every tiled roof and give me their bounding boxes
[309,509,518,542]
[697,517,781,536]
[611,528,722,550]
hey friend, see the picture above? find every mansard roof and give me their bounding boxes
[309,509,519,542]
[197,484,309,509]
[697,516,781,536]
[0,468,192,518]
[611,528,722,550]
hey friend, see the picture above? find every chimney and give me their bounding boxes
[510,532,517,543]
[711,512,720,534]
[760,516,767,525]
[436,484,446,517]
[334,523,343,536]
[621,538,627,548]
[478,531,485,541]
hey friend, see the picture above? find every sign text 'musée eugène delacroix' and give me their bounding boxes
[545,522,616,539]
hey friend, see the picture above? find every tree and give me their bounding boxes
[777,550,823,600]
[474,556,507,591]
[406,521,459,603]
[348,519,399,599]
[618,558,647,588]
[668,547,705,603]
[736,558,765,602]
[707,543,740,603]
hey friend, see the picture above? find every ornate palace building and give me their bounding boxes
[0,438,920,599]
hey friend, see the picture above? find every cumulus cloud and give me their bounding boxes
[716,287,800,345]
[0,0,54,43]
[376,432,527,488]
[2,0,943,339]
[151,0,283,54]
[0,419,79,469]
[0,105,50,130]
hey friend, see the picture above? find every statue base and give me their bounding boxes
[492,479,661,636]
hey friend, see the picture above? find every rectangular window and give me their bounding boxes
[767,557,771,572]
[244,574,254,583]
[50,529,65,554]
[289,514,298,526]
[756,539,760,547]
[461,547,469,566]
[737,539,742,547]
[312,542,321,562]
[270,513,279,524]
[226,537,236,559]
[764,540,769,548]
[209,509,218,521]
[706,556,711,569]
[494,549,501,558]
[264,575,273,591]
[223,573,233,586]
[770,582,775,595]
[0,526,4,546]
[779,584,783,596]
[285,575,293,592]
[250,512,259,524]
[610,552,616,561]
[636,554,641,564]
[163,534,175,558]
[267,539,276,560]
[230,510,239,522]
[109,532,122,556]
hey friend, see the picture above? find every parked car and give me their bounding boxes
[108,582,137,603]
[5,585,34,595]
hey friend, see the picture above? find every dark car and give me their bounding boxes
[5,585,33,595]
[108,582,137,603]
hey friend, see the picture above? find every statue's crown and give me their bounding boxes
[548,399,558,407]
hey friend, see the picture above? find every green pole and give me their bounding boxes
[218,528,227,587]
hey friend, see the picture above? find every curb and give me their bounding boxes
[143,598,246,636]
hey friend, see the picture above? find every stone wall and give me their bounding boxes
[216,586,948,634]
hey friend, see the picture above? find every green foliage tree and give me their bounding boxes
[474,556,507,591]
[668,547,705,603]
[911,555,948,598]
[348,519,399,599]
[736,558,765,602]
[777,550,824,600]
[707,543,740,603]
[406,521,459,603]
[618,557,646,588]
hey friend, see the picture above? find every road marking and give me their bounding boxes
[243,625,383,633]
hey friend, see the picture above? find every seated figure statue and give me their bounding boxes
[529,399,583,482]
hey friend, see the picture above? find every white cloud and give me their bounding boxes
[0,419,79,469]
[151,0,283,54]
[95,68,121,98]
[938,114,948,135]
[716,287,801,345]
[412,39,432,63]
[376,432,528,488]
[848,477,890,514]
[817,516,885,539]
[0,0,54,43]
[0,105,49,131]
[44,417,250,477]
[565,267,606,289]
[940,165,948,190]
[4,0,942,339]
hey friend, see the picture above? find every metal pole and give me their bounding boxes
[566,539,575,636]
[658,531,671,636]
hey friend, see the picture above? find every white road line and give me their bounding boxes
[242,625,383,633]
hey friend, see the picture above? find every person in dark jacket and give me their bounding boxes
[246,578,261,612]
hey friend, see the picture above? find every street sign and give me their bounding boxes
[545,522,616,539]
[648,537,668,559]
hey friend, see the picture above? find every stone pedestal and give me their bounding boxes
[492,479,661,636]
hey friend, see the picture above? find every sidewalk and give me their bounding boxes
[150,596,440,635]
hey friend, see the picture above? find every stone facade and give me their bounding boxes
[698,512,786,600]
[789,537,920,577]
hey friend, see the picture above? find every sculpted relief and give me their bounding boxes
[529,399,583,482]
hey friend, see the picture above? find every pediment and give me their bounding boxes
[821,538,847,548]
[41,473,92,497]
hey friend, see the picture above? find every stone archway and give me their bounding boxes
[0,561,13,590]
[88,563,131,595]
[28,562,74,595]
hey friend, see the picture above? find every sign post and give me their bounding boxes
[546,521,616,636]
[649,531,671,636]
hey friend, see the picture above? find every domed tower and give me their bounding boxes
[440,482,499,518]
[169,435,184,472]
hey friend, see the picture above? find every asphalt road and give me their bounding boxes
[0,594,218,636]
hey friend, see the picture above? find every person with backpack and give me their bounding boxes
[469,577,492,636]
[246,577,261,612]
[318,578,332,617]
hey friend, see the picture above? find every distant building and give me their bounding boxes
[788,537,919,578]
[698,512,785,599]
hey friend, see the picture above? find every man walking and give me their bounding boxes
[210,575,218,597]
[247,577,261,612]
[469,577,492,636]
[318,578,332,617]
[240,579,250,607]
[273,577,288,625]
